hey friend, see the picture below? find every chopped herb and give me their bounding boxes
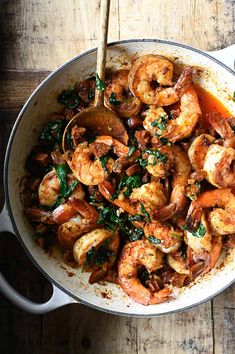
[145,148,168,164]
[182,222,206,238]
[140,203,151,221]
[39,119,66,147]
[233,91,235,102]
[128,145,136,157]
[109,92,121,106]
[232,125,235,133]
[148,236,161,245]
[151,114,168,131]
[57,90,80,109]
[95,73,105,91]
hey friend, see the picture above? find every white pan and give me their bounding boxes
[0,40,234,316]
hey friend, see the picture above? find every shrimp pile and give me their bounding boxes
[23,54,235,306]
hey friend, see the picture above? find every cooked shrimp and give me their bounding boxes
[203,144,235,188]
[188,134,215,171]
[98,180,139,215]
[186,188,235,235]
[184,212,212,253]
[128,54,193,106]
[68,142,114,186]
[91,136,129,157]
[144,221,182,253]
[153,146,191,220]
[105,69,142,118]
[118,240,172,305]
[188,235,223,277]
[38,169,85,207]
[54,199,99,249]
[167,250,190,275]
[208,112,235,148]
[73,228,119,266]
[190,113,235,188]
[130,181,167,213]
[145,146,173,180]
[161,85,201,142]
[143,106,168,137]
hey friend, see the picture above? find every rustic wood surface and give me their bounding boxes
[0,1,234,353]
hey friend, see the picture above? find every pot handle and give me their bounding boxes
[0,204,75,314]
[207,44,235,71]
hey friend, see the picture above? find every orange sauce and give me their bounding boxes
[194,84,231,119]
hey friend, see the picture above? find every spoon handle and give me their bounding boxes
[94,0,110,107]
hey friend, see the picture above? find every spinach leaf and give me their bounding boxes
[148,236,161,245]
[95,73,105,91]
[181,242,187,260]
[128,214,145,222]
[39,119,66,147]
[85,242,115,267]
[57,90,80,109]
[111,173,142,199]
[50,164,79,209]
[128,145,136,157]
[117,173,142,197]
[109,92,121,106]
[97,206,121,231]
[56,164,68,195]
[128,227,144,242]
[140,203,151,221]
[182,222,206,238]
[99,154,110,173]
[138,156,148,168]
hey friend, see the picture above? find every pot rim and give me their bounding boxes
[3,38,235,317]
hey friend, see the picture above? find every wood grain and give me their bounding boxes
[0,0,234,71]
[0,1,234,353]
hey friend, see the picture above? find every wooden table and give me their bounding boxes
[0,1,234,353]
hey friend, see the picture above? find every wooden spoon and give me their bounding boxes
[62,0,128,152]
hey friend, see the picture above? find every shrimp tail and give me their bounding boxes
[153,202,178,221]
[174,66,194,96]
[185,207,202,231]
[149,287,173,305]
[207,112,235,148]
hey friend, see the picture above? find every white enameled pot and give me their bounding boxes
[0,40,234,316]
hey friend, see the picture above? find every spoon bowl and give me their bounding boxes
[62,106,129,151]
